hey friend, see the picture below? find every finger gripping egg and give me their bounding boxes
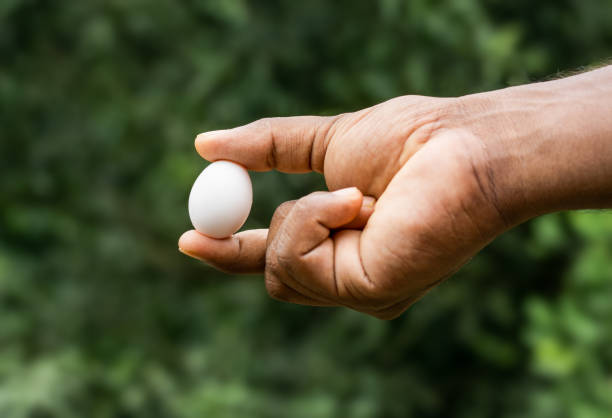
[188,161,253,239]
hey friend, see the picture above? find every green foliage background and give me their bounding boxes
[1,0,612,417]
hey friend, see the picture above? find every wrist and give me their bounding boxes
[456,66,612,225]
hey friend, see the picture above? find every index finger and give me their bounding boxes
[195,115,342,173]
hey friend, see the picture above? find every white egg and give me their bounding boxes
[188,160,253,239]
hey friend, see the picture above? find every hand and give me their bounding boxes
[179,66,612,319]
[179,95,507,319]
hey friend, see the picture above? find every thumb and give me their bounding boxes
[195,115,342,173]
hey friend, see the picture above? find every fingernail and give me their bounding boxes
[332,187,360,197]
[362,196,376,208]
[179,247,206,262]
[196,129,230,142]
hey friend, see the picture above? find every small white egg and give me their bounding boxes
[188,160,253,239]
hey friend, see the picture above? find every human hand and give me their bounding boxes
[179,66,612,319]
[178,95,508,319]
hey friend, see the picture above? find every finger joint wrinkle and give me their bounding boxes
[265,119,278,169]
[312,114,343,172]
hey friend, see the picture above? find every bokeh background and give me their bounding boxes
[1,0,612,417]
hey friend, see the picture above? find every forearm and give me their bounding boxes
[460,66,612,224]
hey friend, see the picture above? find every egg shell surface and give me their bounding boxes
[188,161,253,238]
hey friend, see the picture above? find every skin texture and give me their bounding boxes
[179,66,612,319]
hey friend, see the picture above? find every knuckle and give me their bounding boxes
[293,197,311,214]
[267,250,297,281]
[269,201,296,238]
[265,251,281,276]
[253,117,274,131]
[266,248,299,284]
[293,191,325,213]
[265,274,287,301]
[270,202,297,233]
[274,200,296,218]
